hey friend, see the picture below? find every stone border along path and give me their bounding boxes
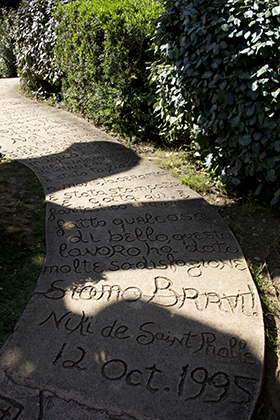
[0,78,264,420]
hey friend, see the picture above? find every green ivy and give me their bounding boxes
[0,7,17,77]
[55,0,164,138]
[151,0,280,205]
[15,0,70,96]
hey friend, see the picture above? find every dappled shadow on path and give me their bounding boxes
[0,110,266,419]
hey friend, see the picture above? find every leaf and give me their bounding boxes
[274,188,280,199]
[210,104,217,113]
[211,60,219,69]
[249,115,257,125]
[255,184,263,196]
[274,141,280,152]
[268,121,277,130]
[271,194,280,206]
[244,10,254,18]
[253,132,262,141]
[267,168,276,182]
[256,64,269,77]
[240,47,251,54]
[225,92,234,104]
[272,5,280,16]
[251,80,258,91]
[253,142,260,153]
[239,134,251,146]
[250,90,259,100]
[213,43,220,54]
[231,115,240,127]
[239,71,251,80]
[246,104,255,117]
[169,116,178,124]
[267,157,275,168]
[231,177,241,186]
[234,17,241,26]
[272,88,280,98]
[202,71,213,78]
[209,79,218,88]
[173,47,179,60]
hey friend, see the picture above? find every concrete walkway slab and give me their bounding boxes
[0,78,264,419]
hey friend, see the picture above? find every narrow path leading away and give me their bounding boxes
[0,78,264,420]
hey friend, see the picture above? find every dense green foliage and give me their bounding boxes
[0,8,17,77]
[151,0,280,204]
[55,0,164,138]
[14,0,68,96]
[3,0,280,206]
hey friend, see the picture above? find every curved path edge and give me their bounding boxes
[0,78,264,420]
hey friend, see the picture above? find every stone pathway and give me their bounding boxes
[0,78,264,420]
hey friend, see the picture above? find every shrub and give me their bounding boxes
[55,0,164,139]
[151,0,280,205]
[0,7,17,77]
[15,0,68,97]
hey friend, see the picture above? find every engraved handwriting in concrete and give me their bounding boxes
[40,277,258,315]
[44,210,245,274]
[0,394,24,420]
[99,359,258,404]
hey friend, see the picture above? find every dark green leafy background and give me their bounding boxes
[151,0,280,205]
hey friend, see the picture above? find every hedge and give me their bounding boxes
[55,0,164,138]
[0,7,17,77]
[151,0,280,205]
[14,0,68,96]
